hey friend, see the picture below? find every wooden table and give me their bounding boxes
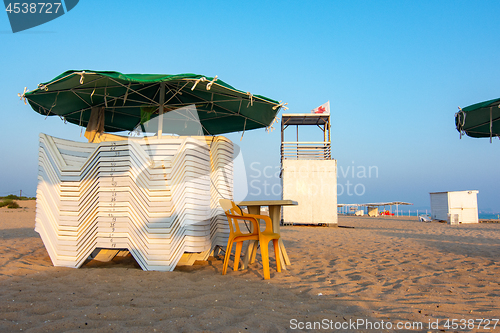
[237,200,298,270]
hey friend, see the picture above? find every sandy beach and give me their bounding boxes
[1,201,500,332]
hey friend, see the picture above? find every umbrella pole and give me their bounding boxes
[490,106,493,143]
[158,82,165,138]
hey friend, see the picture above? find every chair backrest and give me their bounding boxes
[219,199,242,215]
[219,199,245,234]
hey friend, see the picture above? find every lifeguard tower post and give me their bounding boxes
[280,113,337,226]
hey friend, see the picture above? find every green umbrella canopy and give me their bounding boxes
[456,97,500,139]
[23,70,286,135]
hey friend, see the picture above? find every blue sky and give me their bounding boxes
[1,0,500,211]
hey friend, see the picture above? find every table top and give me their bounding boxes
[237,200,298,207]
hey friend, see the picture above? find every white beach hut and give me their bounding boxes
[429,190,479,224]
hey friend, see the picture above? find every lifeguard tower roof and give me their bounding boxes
[282,113,330,126]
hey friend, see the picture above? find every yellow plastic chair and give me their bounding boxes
[219,199,281,280]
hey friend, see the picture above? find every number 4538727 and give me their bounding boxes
[5,3,62,14]
[443,319,499,330]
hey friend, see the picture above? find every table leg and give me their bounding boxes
[278,238,290,265]
[250,241,258,264]
[241,206,261,269]
[269,205,290,270]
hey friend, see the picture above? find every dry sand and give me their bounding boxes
[1,201,500,332]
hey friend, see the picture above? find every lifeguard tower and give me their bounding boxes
[280,113,337,226]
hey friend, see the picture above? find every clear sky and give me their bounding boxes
[1,0,500,212]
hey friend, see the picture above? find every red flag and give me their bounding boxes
[311,101,330,114]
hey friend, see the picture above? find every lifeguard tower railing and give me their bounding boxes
[281,142,331,160]
[280,114,331,163]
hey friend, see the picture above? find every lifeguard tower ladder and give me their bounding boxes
[280,113,337,226]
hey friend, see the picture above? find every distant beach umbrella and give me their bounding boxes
[21,70,286,136]
[456,98,500,142]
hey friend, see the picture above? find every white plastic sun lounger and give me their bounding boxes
[35,134,233,271]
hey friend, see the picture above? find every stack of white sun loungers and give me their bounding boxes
[35,133,233,271]
[207,137,234,248]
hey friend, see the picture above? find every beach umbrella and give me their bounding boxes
[455,97,500,141]
[21,70,286,136]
